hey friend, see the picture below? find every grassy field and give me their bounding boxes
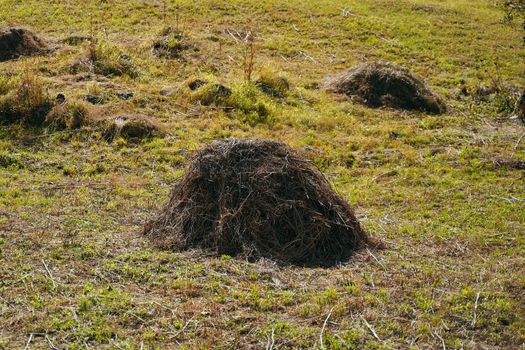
[1,0,524,349]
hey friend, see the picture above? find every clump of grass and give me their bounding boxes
[189,81,232,106]
[152,26,191,59]
[183,76,274,126]
[0,151,24,169]
[228,83,274,126]
[0,66,53,126]
[45,100,91,130]
[324,61,447,114]
[83,83,112,105]
[72,40,138,78]
[472,66,520,114]
[143,138,371,266]
[0,75,12,95]
[255,69,291,98]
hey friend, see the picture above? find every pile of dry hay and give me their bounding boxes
[0,27,52,61]
[325,61,446,114]
[143,139,371,266]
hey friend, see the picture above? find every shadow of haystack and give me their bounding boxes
[325,61,446,114]
[0,27,53,62]
[143,139,372,266]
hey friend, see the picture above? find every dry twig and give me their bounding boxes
[42,259,57,288]
[361,316,381,342]
[319,308,333,350]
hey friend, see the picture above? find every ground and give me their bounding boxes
[0,0,524,349]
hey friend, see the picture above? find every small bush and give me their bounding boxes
[504,1,525,42]
[473,78,520,114]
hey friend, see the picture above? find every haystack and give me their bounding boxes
[325,61,446,114]
[0,27,51,61]
[143,139,370,266]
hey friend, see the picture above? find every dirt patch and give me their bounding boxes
[0,27,53,61]
[143,139,372,266]
[324,61,446,114]
[103,115,165,142]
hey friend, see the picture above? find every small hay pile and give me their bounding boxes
[0,27,52,61]
[143,139,370,266]
[325,61,446,114]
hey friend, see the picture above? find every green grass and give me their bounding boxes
[1,0,524,349]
